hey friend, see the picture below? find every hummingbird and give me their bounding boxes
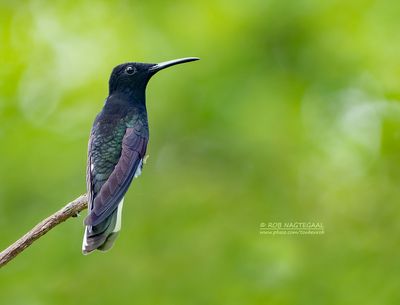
[82,57,199,254]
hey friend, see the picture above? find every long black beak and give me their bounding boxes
[149,57,199,73]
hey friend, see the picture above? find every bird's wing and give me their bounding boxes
[86,133,95,213]
[85,126,148,226]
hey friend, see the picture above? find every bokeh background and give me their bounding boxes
[1,0,399,304]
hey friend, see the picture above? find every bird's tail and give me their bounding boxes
[82,198,124,255]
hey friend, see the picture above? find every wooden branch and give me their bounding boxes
[0,194,88,268]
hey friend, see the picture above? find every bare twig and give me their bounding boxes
[0,194,88,268]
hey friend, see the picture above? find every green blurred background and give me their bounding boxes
[1,0,400,304]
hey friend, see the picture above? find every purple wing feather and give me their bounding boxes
[85,127,147,226]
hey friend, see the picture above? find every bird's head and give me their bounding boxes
[108,57,199,97]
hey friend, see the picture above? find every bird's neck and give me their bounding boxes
[109,89,147,107]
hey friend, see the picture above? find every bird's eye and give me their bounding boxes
[125,66,136,75]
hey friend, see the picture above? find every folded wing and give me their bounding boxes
[85,127,148,226]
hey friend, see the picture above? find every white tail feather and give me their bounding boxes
[114,198,124,232]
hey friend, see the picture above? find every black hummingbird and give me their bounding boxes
[82,57,199,254]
